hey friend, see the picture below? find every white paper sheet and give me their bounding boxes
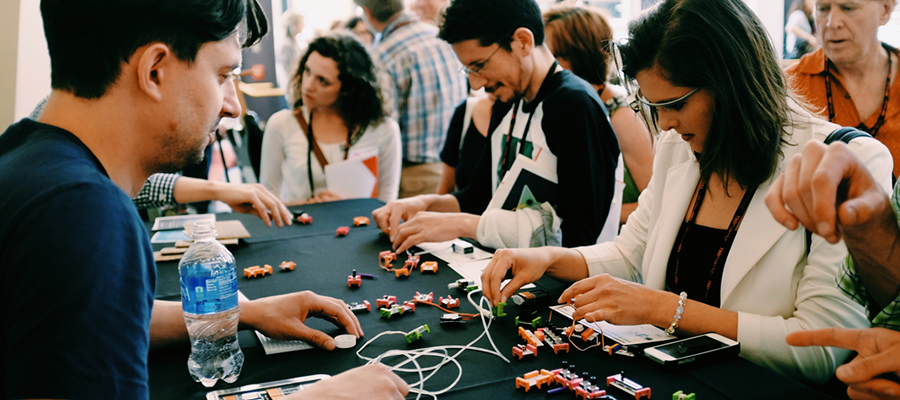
[550,304,674,346]
[324,155,377,199]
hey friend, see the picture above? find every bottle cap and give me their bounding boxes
[334,334,357,349]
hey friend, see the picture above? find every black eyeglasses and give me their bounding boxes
[459,46,502,76]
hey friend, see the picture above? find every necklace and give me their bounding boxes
[825,43,893,137]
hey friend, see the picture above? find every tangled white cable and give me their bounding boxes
[355,289,510,400]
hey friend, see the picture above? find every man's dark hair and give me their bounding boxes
[352,0,404,23]
[439,0,544,51]
[41,0,269,99]
[620,0,788,191]
[291,32,387,144]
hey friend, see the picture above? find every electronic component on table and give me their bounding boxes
[607,372,651,399]
[244,265,272,278]
[515,369,556,392]
[375,295,397,309]
[348,269,362,288]
[336,226,349,237]
[448,278,477,292]
[404,324,431,344]
[379,251,397,269]
[673,390,696,400]
[512,343,538,360]
[404,254,420,269]
[439,295,460,309]
[451,239,474,256]
[511,289,549,308]
[643,332,740,367]
[278,261,295,271]
[347,300,371,313]
[295,212,312,224]
[413,291,434,302]
[440,313,467,327]
[353,216,369,226]
[419,261,438,273]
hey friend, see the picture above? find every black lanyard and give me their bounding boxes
[305,111,351,196]
[673,180,757,303]
[825,43,893,137]
[499,60,558,178]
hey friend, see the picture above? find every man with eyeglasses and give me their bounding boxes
[354,0,467,198]
[372,0,621,253]
[786,0,900,181]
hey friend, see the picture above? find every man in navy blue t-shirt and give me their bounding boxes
[1,1,407,399]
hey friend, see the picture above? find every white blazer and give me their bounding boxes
[576,101,894,384]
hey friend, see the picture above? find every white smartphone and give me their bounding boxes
[644,333,740,367]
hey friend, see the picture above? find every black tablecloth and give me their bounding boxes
[149,199,839,400]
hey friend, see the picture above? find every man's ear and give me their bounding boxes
[881,0,895,26]
[510,27,536,58]
[135,43,173,102]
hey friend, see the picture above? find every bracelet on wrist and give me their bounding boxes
[665,292,687,336]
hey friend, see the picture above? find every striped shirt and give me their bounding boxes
[838,181,900,330]
[372,13,467,164]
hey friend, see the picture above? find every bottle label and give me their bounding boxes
[180,263,239,315]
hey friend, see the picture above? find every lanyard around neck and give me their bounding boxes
[304,110,351,196]
[673,180,757,303]
[499,60,559,178]
[825,43,893,137]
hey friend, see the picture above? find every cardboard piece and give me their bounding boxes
[183,220,251,240]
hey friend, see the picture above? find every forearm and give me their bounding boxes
[420,194,462,213]
[149,300,189,348]
[843,209,900,308]
[437,165,456,195]
[172,177,226,204]
[545,247,591,282]
[655,292,738,339]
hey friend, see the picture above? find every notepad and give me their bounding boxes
[255,331,314,355]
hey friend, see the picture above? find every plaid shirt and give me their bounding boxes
[372,14,467,164]
[132,173,179,210]
[838,181,900,329]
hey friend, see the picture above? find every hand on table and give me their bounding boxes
[765,141,890,244]
[241,291,362,350]
[788,328,900,400]
[558,274,668,326]
[286,364,409,400]
[307,190,343,204]
[372,197,428,237]
[481,248,556,306]
[218,183,293,227]
[388,211,475,253]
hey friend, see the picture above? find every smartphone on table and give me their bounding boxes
[644,333,739,367]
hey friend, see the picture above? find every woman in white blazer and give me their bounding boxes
[479,0,893,384]
[260,32,401,205]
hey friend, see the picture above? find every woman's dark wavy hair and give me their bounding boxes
[42,0,268,99]
[620,0,789,191]
[290,32,386,144]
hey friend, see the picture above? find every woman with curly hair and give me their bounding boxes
[260,32,401,205]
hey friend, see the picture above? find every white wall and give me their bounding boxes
[0,0,21,128]
[14,0,51,122]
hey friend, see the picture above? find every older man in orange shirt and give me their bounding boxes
[786,0,900,179]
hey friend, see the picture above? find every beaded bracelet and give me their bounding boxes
[665,292,688,336]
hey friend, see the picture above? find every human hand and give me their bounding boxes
[286,364,409,400]
[240,291,362,350]
[307,190,343,204]
[765,141,890,244]
[389,212,477,253]
[371,197,428,238]
[481,248,555,306]
[216,182,292,227]
[558,274,668,326]
[788,328,900,400]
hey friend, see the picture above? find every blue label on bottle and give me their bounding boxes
[180,263,239,315]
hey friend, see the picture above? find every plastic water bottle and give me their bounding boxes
[178,221,243,387]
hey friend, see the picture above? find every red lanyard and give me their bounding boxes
[673,180,757,303]
[825,43,893,137]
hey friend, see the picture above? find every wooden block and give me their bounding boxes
[160,247,189,255]
[154,251,183,262]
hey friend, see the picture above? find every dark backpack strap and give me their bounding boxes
[824,127,873,145]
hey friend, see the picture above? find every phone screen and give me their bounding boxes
[654,335,730,359]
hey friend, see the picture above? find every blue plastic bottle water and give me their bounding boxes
[178,221,243,387]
